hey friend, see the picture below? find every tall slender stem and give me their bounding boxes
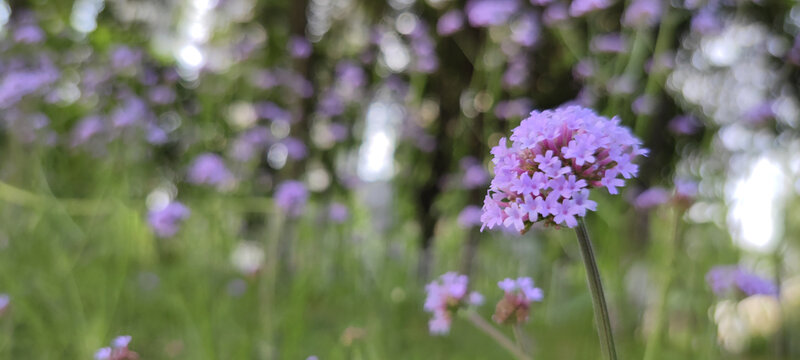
[643,209,683,360]
[466,311,532,360]
[575,219,618,360]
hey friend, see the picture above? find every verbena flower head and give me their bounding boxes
[457,205,483,229]
[465,0,519,27]
[706,266,778,297]
[493,277,543,324]
[95,335,136,360]
[481,106,646,232]
[274,180,309,218]
[622,0,662,28]
[147,201,190,238]
[187,153,235,190]
[0,294,9,316]
[633,187,670,209]
[328,202,349,223]
[437,10,464,36]
[423,272,479,335]
[569,0,614,18]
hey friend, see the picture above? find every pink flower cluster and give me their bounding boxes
[423,272,483,335]
[481,106,646,232]
[492,277,544,324]
[95,335,137,360]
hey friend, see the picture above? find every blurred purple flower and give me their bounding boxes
[255,101,293,123]
[230,126,272,162]
[543,3,569,26]
[187,153,235,188]
[0,61,59,108]
[71,115,105,147]
[503,56,529,89]
[573,59,595,80]
[328,202,349,223]
[95,335,136,360]
[458,205,483,228]
[112,96,150,128]
[0,294,9,316]
[706,266,778,297]
[493,277,543,324]
[146,124,168,145]
[13,24,45,44]
[148,86,177,105]
[466,0,519,27]
[328,122,349,142]
[495,98,533,120]
[282,137,308,160]
[788,35,800,66]
[274,180,309,218]
[148,202,190,238]
[743,101,775,126]
[335,61,367,96]
[511,13,541,47]
[632,187,669,209]
[424,272,472,335]
[668,115,702,135]
[288,36,312,59]
[644,52,675,74]
[437,10,464,36]
[110,46,142,71]
[691,7,723,35]
[318,91,345,117]
[569,0,613,17]
[112,336,132,349]
[590,33,627,53]
[461,159,489,189]
[622,0,662,28]
[251,69,280,89]
[631,95,656,116]
[674,178,698,202]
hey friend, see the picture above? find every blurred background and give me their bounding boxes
[0,0,799,358]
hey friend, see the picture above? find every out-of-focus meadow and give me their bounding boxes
[0,0,799,359]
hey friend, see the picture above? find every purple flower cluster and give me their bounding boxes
[437,10,464,36]
[147,202,191,238]
[0,294,9,316]
[481,106,646,232]
[622,0,662,28]
[187,153,235,190]
[95,335,136,360]
[706,266,778,297]
[569,0,613,18]
[274,180,309,218]
[423,272,482,335]
[328,202,350,223]
[493,277,543,324]
[457,205,483,228]
[466,0,519,27]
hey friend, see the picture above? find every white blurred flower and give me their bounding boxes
[713,300,749,353]
[230,241,265,275]
[737,295,781,337]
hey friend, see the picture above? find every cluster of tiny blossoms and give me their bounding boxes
[493,277,544,324]
[95,336,137,360]
[481,106,647,232]
[423,272,483,335]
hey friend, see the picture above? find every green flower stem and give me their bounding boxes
[466,311,532,360]
[575,218,618,360]
[643,208,683,360]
